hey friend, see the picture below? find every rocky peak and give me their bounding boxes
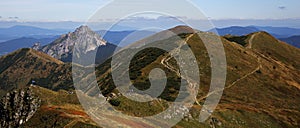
[40,25,107,61]
[31,42,41,50]
[74,25,92,33]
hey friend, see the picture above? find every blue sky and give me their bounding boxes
[194,0,299,20]
[0,0,299,21]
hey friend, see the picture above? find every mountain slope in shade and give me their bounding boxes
[0,48,76,97]
[280,35,300,48]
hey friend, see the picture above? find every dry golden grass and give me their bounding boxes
[94,28,300,127]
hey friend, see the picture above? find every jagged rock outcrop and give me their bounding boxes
[31,42,41,50]
[0,88,41,128]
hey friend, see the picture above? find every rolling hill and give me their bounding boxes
[89,26,300,127]
[0,48,78,98]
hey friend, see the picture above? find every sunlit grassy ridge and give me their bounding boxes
[94,27,300,127]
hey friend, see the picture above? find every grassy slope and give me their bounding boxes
[93,29,300,127]
[251,32,300,70]
[22,86,100,128]
[0,48,74,93]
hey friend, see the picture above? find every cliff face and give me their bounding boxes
[0,88,41,128]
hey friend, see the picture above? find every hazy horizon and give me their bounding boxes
[1,18,300,31]
[1,0,300,30]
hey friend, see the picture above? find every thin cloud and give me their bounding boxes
[278,6,286,10]
[8,17,19,19]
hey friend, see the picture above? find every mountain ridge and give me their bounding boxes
[41,25,106,60]
[0,48,75,97]
[0,25,299,127]
[210,26,300,39]
[0,25,69,41]
[91,26,300,127]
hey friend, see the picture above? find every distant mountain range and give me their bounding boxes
[210,26,259,36]
[97,30,155,46]
[2,25,300,40]
[210,26,300,38]
[0,36,57,56]
[0,25,155,58]
[0,25,70,41]
[210,26,300,48]
[1,25,299,51]
[280,35,300,48]
[0,25,298,61]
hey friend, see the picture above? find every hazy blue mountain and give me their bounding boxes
[255,26,300,37]
[280,35,300,48]
[210,26,300,38]
[97,30,155,46]
[105,24,138,31]
[0,25,69,41]
[0,36,57,56]
[0,34,16,42]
